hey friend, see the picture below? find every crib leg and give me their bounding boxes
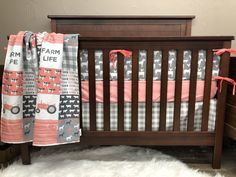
[212,144,222,169]
[20,143,31,165]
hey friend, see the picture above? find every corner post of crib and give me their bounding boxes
[20,142,31,165]
[212,41,231,169]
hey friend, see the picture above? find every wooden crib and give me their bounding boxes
[19,16,233,169]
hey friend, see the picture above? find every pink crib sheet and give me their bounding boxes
[81,80,217,103]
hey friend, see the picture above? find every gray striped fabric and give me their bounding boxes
[82,99,217,132]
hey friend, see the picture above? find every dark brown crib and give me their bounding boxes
[19,16,234,169]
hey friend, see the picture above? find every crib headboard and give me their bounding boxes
[48,15,195,37]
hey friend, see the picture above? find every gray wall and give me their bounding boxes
[1,0,236,64]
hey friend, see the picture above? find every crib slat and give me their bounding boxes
[173,50,183,131]
[201,50,213,131]
[131,50,139,131]
[187,50,198,131]
[103,50,110,131]
[88,50,96,131]
[160,50,169,131]
[145,49,154,131]
[78,50,83,129]
[117,53,124,131]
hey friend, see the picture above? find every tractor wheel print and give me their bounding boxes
[47,105,56,114]
[11,106,20,114]
[36,108,40,113]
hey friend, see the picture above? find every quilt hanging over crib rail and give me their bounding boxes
[1,31,80,146]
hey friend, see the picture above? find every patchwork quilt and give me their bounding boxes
[1,32,80,146]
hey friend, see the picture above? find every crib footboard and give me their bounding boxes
[77,36,233,169]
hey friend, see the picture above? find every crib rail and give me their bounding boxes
[79,36,233,49]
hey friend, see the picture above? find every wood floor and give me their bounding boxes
[154,138,236,177]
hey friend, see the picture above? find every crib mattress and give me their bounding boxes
[82,99,217,132]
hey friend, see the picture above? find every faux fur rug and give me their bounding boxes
[0,145,223,177]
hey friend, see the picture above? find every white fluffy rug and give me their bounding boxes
[0,145,223,177]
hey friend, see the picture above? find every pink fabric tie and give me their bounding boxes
[214,76,236,95]
[109,50,132,69]
[213,48,236,55]
[213,48,236,95]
